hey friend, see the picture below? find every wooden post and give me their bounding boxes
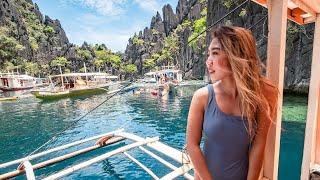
[301,13,320,180]
[316,89,320,164]
[264,0,288,179]
[59,66,64,89]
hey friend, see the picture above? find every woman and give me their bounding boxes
[186,26,278,180]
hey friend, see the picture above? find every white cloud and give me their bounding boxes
[69,26,136,52]
[62,0,162,16]
[134,0,159,12]
[76,13,120,26]
[62,0,127,16]
[60,0,173,51]
[71,32,131,52]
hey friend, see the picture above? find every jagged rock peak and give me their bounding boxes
[176,0,188,21]
[156,11,162,21]
[25,0,33,4]
[162,4,178,35]
[150,11,163,29]
[33,3,43,23]
[44,15,61,28]
[81,41,90,49]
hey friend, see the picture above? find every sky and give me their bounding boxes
[32,0,178,52]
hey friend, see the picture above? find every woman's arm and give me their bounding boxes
[186,88,213,180]
[247,84,278,180]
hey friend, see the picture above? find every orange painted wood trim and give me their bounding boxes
[253,0,317,24]
[291,0,317,17]
[252,0,267,7]
[287,8,304,25]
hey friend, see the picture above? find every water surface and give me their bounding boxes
[0,86,308,179]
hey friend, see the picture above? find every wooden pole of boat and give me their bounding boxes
[42,137,159,180]
[316,88,320,165]
[0,136,125,179]
[84,62,88,83]
[264,0,288,179]
[59,66,64,90]
[301,13,320,180]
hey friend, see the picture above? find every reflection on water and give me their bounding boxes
[0,89,30,97]
[0,84,308,179]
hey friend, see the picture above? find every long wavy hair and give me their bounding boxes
[211,26,274,141]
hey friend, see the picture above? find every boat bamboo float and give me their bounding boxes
[0,96,18,101]
[0,129,194,180]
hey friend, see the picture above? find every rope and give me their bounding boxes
[183,1,272,76]
[248,14,268,30]
[26,82,134,158]
[183,0,252,75]
[187,0,251,45]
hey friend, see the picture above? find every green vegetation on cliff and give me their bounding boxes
[0,0,136,77]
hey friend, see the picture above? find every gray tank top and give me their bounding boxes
[203,84,250,180]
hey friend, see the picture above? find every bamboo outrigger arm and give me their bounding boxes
[0,131,126,179]
[0,129,124,169]
[18,161,35,180]
[0,130,194,180]
[42,137,160,180]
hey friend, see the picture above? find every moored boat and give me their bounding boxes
[32,73,120,100]
[0,73,43,91]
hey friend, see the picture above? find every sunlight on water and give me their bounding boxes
[0,85,308,179]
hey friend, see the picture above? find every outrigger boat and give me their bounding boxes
[142,71,157,83]
[0,129,194,179]
[0,73,44,91]
[141,66,183,96]
[31,73,120,100]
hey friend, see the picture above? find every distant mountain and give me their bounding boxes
[124,0,314,93]
[0,0,125,76]
[124,0,207,79]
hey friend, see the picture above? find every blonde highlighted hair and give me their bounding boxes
[211,26,276,141]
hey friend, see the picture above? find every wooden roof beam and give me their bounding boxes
[305,16,317,24]
[291,0,317,17]
[253,0,267,7]
[287,8,306,25]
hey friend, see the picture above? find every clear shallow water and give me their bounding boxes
[0,86,308,179]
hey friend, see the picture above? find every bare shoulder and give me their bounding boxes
[192,86,209,109]
[193,86,209,99]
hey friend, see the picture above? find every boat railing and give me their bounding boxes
[161,65,177,70]
[0,129,193,180]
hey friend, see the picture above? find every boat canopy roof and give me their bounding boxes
[94,75,118,79]
[145,72,156,76]
[145,69,182,76]
[50,73,112,78]
[0,74,35,80]
[158,69,182,74]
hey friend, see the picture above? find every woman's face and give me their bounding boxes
[206,38,233,81]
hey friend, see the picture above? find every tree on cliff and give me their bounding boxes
[24,62,40,76]
[51,56,70,75]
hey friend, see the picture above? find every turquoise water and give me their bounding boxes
[0,86,307,179]
[279,94,308,180]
